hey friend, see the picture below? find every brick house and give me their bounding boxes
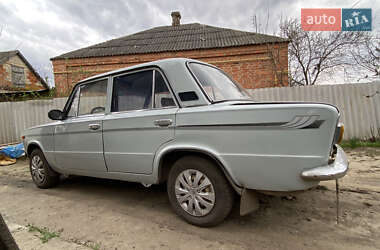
[0,50,48,93]
[51,12,288,96]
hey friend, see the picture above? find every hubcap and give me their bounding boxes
[31,155,45,183]
[175,169,215,216]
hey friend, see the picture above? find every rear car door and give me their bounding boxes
[103,69,178,174]
[54,78,108,172]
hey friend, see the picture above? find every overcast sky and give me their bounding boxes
[0,0,378,86]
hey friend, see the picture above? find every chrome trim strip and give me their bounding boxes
[176,120,324,129]
[177,122,287,128]
[152,70,155,109]
[26,133,54,137]
[108,106,178,116]
[54,130,102,135]
[104,152,153,156]
[222,153,323,158]
[103,127,174,133]
[54,151,103,154]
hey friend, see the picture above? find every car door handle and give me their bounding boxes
[154,119,172,127]
[88,123,101,130]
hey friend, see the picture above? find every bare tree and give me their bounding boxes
[251,14,288,86]
[280,18,370,86]
[265,43,288,86]
[252,12,271,34]
[350,35,380,80]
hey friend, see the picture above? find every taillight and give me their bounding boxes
[337,123,344,144]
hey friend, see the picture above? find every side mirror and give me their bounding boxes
[48,109,64,120]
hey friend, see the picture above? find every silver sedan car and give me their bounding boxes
[23,58,348,226]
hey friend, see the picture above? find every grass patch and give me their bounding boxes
[89,243,101,250]
[27,224,60,243]
[340,139,380,149]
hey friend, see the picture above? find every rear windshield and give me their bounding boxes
[188,63,251,102]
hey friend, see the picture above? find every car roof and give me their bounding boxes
[72,57,214,108]
[77,57,205,84]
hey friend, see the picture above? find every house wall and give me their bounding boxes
[0,55,45,91]
[52,42,289,96]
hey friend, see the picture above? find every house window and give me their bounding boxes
[11,65,25,87]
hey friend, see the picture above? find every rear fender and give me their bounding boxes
[153,142,242,193]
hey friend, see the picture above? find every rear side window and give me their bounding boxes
[112,70,153,112]
[153,70,176,108]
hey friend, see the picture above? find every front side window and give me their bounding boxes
[67,89,79,117]
[66,79,107,117]
[78,79,108,115]
[188,63,251,102]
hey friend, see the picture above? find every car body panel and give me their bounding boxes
[103,108,178,174]
[54,115,107,172]
[24,123,57,166]
[171,102,338,191]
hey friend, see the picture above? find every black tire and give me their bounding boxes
[167,155,235,227]
[29,148,60,189]
[0,214,20,250]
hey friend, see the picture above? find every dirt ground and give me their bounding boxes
[0,148,379,250]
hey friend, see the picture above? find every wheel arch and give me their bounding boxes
[154,146,242,194]
[26,141,43,157]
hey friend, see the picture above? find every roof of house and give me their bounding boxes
[0,50,19,64]
[0,50,48,89]
[52,23,288,60]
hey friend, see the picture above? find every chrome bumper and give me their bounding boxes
[301,145,348,181]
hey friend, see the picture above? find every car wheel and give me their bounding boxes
[167,155,235,227]
[29,149,59,189]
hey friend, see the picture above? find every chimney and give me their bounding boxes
[171,11,181,26]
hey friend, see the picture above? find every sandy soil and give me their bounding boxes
[0,148,379,250]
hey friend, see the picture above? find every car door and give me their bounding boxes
[103,69,178,174]
[54,78,108,172]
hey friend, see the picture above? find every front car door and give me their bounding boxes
[54,78,108,172]
[103,68,178,174]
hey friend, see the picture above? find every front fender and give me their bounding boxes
[25,140,45,157]
[24,138,57,169]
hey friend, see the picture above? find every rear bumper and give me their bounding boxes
[301,145,348,181]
